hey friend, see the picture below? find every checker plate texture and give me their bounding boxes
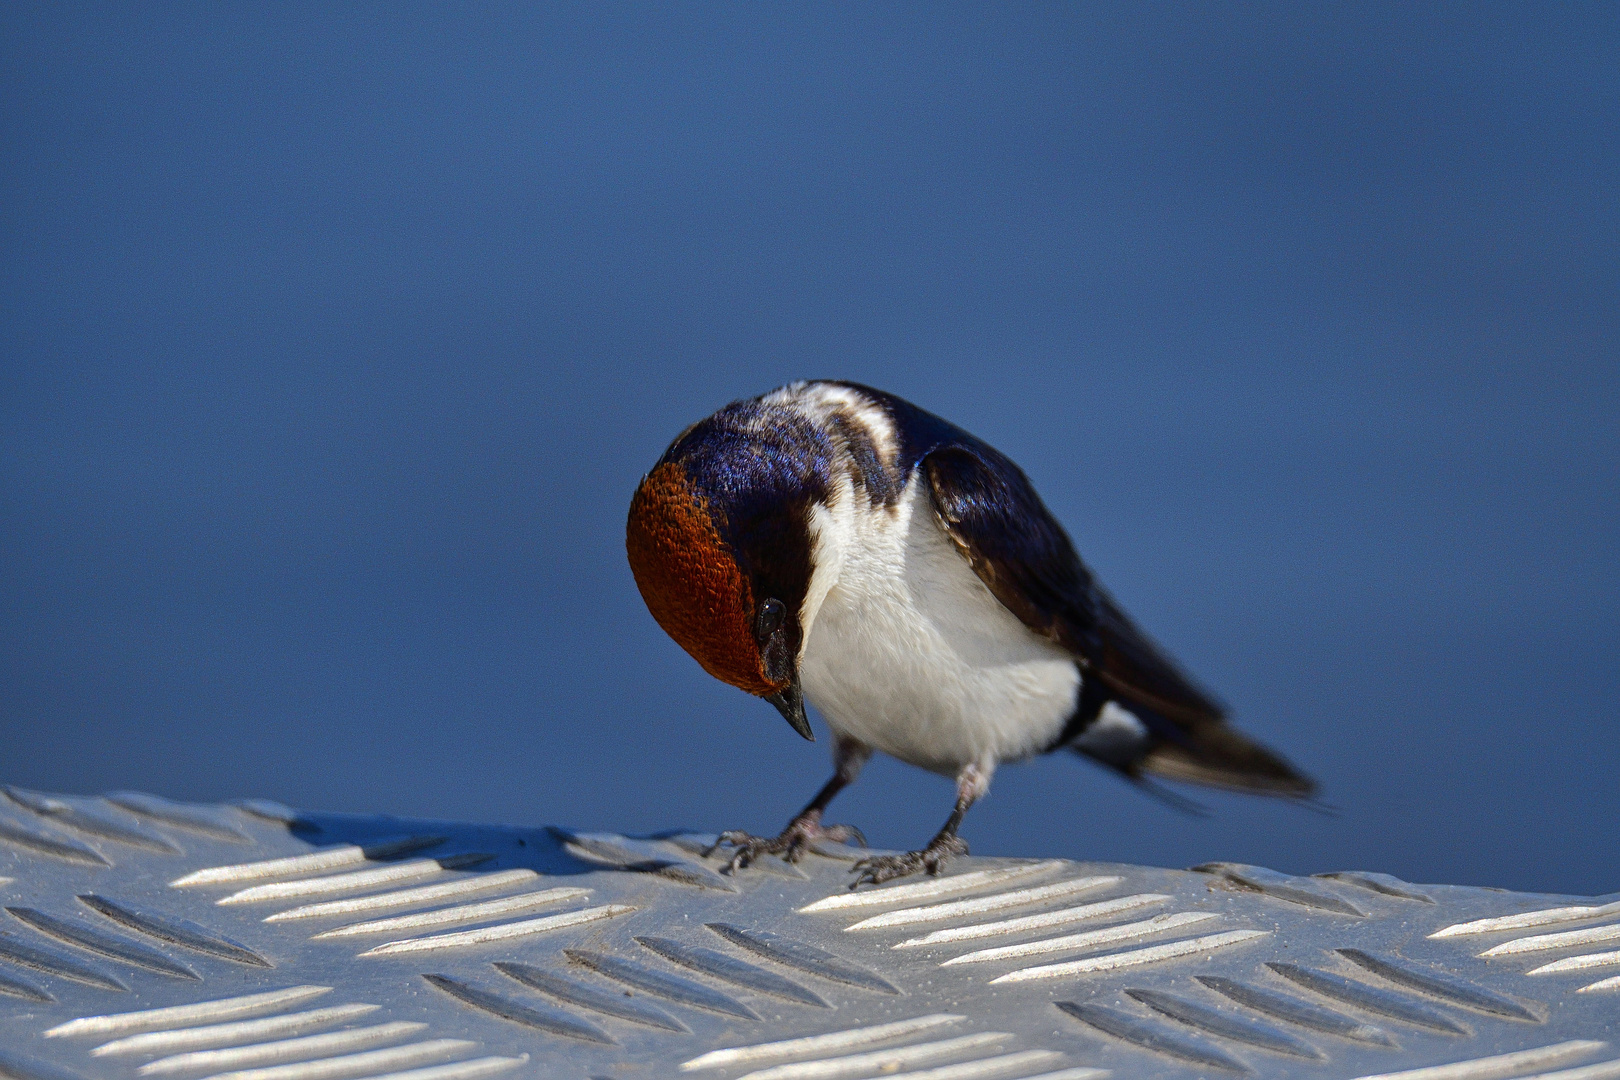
[0,788,1615,1080]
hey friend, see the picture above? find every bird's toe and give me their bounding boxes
[850,834,968,887]
[707,816,865,873]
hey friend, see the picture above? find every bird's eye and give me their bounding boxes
[756,598,785,640]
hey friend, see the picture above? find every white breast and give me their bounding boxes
[798,477,1081,778]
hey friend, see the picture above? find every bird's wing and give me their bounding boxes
[921,444,1223,725]
[921,443,1314,796]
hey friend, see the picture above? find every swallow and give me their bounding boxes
[627,381,1314,885]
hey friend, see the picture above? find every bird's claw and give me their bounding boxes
[704,818,867,874]
[849,834,969,888]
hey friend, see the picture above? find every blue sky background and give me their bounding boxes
[3,4,1615,895]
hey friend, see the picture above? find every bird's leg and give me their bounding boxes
[708,737,872,872]
[850,763,988,887]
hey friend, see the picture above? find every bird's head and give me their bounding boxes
[625,407,823,740]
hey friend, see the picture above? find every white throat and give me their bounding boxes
[798,477,1081,778]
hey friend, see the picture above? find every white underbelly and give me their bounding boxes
[799,481,1080,776]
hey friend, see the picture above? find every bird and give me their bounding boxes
[626,380,1314,886]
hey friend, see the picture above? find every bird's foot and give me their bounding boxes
[850,832,969,888]
[705,813,867,874]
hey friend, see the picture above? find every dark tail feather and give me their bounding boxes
[1068,698,1316,800]
[1138,719,1316,798]
[1123,771,1214,816]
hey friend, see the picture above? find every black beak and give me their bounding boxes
[765,677,814,741]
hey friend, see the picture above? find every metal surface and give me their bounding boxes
[0,789,1614,1079]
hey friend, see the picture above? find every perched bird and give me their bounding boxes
[627,381,1313,885]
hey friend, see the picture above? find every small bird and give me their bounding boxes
[627,381,1313,885]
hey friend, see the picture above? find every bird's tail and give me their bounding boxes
[1135,719,1315,797]
[1072,701,1316,800]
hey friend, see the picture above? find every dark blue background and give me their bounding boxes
[4,4,1616,895]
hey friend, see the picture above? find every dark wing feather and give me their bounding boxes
[921,443,1313,797]
[922,445,1221,722]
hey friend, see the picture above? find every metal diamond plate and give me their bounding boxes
[0,790,1615,1080]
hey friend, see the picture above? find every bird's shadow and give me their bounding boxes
[288,811,636,879]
